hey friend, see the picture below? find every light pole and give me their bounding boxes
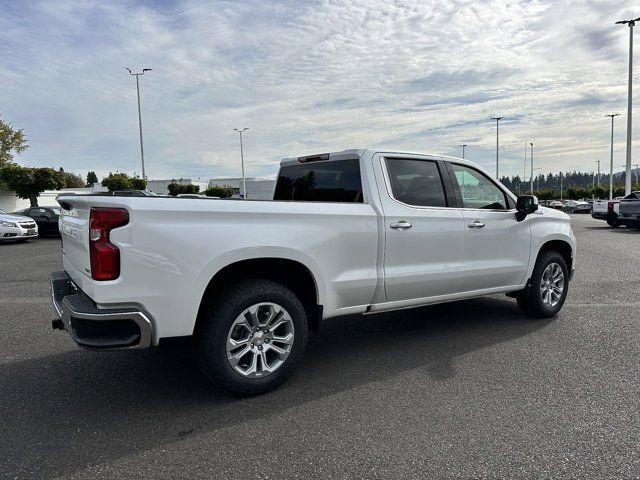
[606,113,620,199]
[491,117,502,178]
[233,128,249,198]
[616,17,640,195]
[596,160,601,187]
[530,142,534,194]
[532,167,542,192]
[523,141,528,186]
[459,144,467,159]
[124,67,152,180]
[619,163,639,185]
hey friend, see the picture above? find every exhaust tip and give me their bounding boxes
[52,318,65,331]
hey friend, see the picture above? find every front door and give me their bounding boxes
[447,162,531,292]
[377,155,466,302]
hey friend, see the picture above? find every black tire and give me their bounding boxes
[607,219,620,228]
[517,250,569,318]
[196,279,308,396]
[15,239,28,243]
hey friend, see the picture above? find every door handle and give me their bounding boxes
[467,220,485,228]
[390,221,412,230]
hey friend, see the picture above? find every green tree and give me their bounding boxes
[86,171,98,187]
[0,116,28,167]
[167,182,200,196]
[130,176,147,190]
[63,172,85,188]
[0,164,65,206]
[101,172,132,191]
[204,185,234,198]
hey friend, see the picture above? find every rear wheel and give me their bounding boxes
[196,279,308,395]
[607,219,620,228]
[517,250,569,318]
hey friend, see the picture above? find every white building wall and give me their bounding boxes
[208,177,275,200]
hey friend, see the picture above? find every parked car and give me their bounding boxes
[13,206,61,236]
[50,149,576,395]
[563,200,591,213]
[548,200,564,210]
[0,209,38,242]
[592,197,624,227]
[618,191,640,228]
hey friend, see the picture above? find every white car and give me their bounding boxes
[563,200,591,213]
[0,209,38,242]
[50,149,576,394]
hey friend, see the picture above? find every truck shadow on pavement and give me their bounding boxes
[0,297,551,478]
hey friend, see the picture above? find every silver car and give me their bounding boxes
[563,200,591,213]
[0,209,39,242]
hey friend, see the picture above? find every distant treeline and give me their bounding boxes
[499,169,639,200]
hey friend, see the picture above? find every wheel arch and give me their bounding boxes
[195,257,323,334]
[536,239,573,273]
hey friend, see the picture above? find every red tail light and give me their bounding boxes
[608,202,615,213]
[89,208,129,281]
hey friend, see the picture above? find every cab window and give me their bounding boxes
[449,164,509,210]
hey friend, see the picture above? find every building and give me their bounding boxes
[208,177,275,200]
[146,178,210,195]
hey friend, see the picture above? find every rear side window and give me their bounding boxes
[274,159,363,202]
[385,158,447,207]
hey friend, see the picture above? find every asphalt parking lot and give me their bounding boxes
[1,214,639,479]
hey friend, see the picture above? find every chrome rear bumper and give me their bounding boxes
[50,271,153,350]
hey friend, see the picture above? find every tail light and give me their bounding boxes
[89,208,129,280]
[608,202,615,213]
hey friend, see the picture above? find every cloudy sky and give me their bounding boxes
[1,0,639,181]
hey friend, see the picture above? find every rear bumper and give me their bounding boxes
[591,211,616,220]
[49,271,153,350]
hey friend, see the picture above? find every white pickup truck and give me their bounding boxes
[591,197,624,227]
[50,149,576,394]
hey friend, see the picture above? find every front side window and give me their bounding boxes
[449,164,508,210]
[385,158,447,207]
[274,159,363,202]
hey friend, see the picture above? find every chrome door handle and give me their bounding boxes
[467,221,485,228]
[390,221,412,230]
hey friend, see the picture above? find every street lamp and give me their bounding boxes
[491,117,502,178]
[605,113,620,199]
[595,160,601,187]
[532,167,542,193]
[616,17,640,195]
[124,67,152,180]
[530,142,534,194]
[233,128,249,198]
[459,144,467,159]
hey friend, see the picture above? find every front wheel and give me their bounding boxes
[196,279,308,395]
[517,250,569,318]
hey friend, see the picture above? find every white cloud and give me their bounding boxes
[0,0,638,181]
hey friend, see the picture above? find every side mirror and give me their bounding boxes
[516,195,538,221]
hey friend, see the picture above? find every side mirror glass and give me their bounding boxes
[516,195,538,221]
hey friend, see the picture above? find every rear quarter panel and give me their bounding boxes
[59,196,379,341]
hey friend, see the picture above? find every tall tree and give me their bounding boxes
[0,116,28,167]
[86,171,98,187]
[0,164,65,206]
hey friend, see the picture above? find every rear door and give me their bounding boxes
[446,162,531,292]
[377,155,465,302]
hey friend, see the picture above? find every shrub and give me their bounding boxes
[204,185,234,198]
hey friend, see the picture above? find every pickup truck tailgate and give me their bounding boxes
[58,199,92,280]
